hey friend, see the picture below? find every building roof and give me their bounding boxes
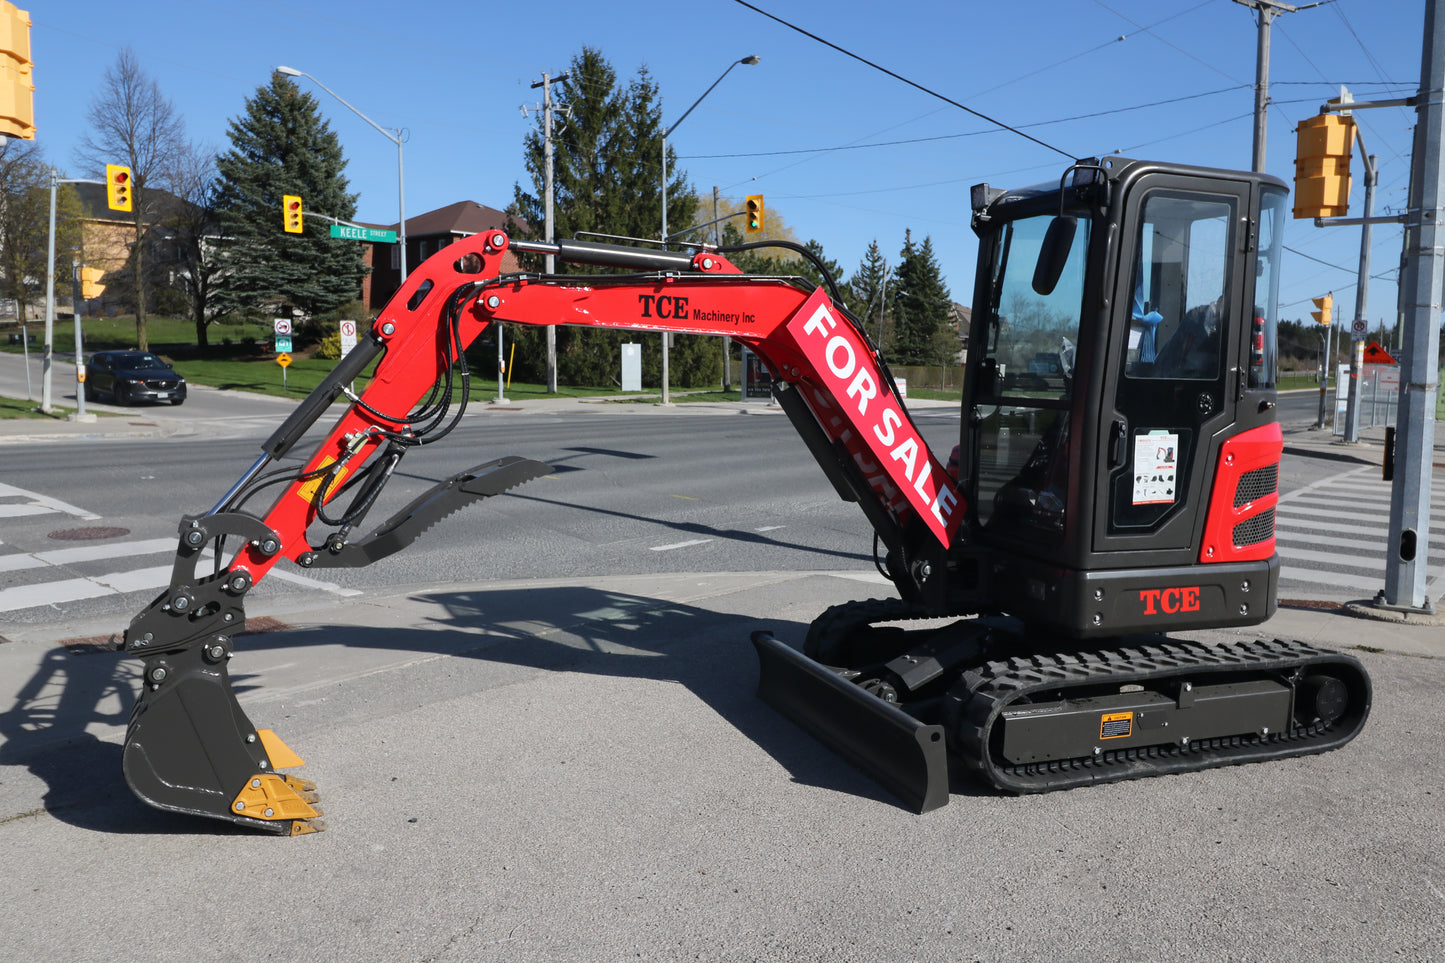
[72,182,196,223]
[381,201,525,238]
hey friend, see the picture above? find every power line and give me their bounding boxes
[682,86,1250,161]
[730,0,1075,161]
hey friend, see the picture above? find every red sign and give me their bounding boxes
[1362,341,1396,365]
[786,288,961,546]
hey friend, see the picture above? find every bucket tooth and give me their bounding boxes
[231,773,322,823]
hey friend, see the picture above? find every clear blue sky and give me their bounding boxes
[32,0,1425,332]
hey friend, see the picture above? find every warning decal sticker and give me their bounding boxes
[1100,711,1134,740]
[1132,431,1178,506]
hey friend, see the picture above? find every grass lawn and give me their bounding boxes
[0,394,119,420]
[1,315,274,357]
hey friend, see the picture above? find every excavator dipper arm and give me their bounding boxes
[119,230,964,834]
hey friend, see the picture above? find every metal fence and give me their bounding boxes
[1333,362,1400,435]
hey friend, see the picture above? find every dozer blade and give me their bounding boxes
[752,631,950,813]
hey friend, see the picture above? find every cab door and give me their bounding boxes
[1093,174,1252,557]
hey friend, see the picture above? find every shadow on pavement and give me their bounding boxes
[0,582,954,835]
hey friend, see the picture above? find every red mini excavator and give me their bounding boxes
[119,157,1369,834]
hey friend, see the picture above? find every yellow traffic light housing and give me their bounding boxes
[0,1,33,140]
[105,164,133,212]
[1293,113,1354,219]
[283,195,304,234]
[745,194,764,234]
[1311,294,1333,326]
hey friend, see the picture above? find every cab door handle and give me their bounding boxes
[1109,419,1128,467]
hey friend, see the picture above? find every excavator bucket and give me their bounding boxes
[123,638,322,835]
[752,631,950,813]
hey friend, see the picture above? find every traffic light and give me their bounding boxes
[0,1,33,140]
[1293,113,1354,219]
[105,164,133,212]
[283,194,304,234]
[745,194,764,234]
[1311,294,1333,326]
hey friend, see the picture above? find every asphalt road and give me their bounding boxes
[2,378,1443,961]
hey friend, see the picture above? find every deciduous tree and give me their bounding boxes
[74,48,187,350]
[164,141,224,346]
[0,140,82,324]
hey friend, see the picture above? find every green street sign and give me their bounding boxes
[329,224,397,243]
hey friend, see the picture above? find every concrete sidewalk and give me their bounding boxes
[0,568,1441,962]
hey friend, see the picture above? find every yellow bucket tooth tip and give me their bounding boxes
[255,728,306,770]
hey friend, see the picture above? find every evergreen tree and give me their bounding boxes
[890,231,952,364]
[847,239,892,347]
[212,73,367,321]
[508,47,717,388]
[786,239,848,303]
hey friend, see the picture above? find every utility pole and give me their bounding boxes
[1234,0,1304,172]
[42,169,101,420]
[530,71,566,393]
[1380,0,1445,613]
[714,185,732,390]
[1343,145,1377,442]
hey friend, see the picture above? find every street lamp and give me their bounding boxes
[276,66,408,283]
[658,54,759,404]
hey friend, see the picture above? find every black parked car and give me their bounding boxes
[86,350,187,406]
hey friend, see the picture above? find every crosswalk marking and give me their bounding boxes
[0,537,177,573]
[0,536,361,614]
[0,481,101,521]
[1274,464,1445,598]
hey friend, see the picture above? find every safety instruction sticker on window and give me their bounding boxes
[1132,431,1178,505]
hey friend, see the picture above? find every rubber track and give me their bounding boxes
[946,637,1371,794]
[803,597,923,663]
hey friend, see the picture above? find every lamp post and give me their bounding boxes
[658,54,759,404]
[277,66,408,283]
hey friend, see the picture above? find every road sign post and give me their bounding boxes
[277,351,291,390]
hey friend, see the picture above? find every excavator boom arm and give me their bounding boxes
[118,229,961,834]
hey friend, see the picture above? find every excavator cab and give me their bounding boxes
[954,157,1289,637]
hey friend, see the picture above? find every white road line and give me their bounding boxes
[0,541,361,613]
[0,504,61,518]
[754,525,785,532]
[267,567,363,596]
[1278,546,1385,568]
[0,563,175,611]
[0,537,177,573]
[649,538,713,552]
[1277,566,1388,590]
[0,481,101,521]
[1276,517,1404,538]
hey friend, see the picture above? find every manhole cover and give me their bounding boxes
[47,526,131,541]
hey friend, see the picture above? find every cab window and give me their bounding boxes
[1125,194,1234,381]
